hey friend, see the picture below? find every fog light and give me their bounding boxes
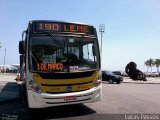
[29,80,42,93]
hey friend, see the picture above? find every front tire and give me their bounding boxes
[108,79,113,84]
[116,81,121,84]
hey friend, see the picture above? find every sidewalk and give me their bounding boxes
[0,73,20,104]
[123,77,160,84]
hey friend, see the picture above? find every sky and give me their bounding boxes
[0,0,160,72]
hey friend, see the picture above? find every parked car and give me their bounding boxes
[151,72,159,77]
[145,72,159,77]
[102,70,123,84]
[112,71,128,77]
[112,71,122,76]
[121,71,128,77]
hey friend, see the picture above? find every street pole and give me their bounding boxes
[3,48,6,73]
[99,24,105,59]
[101,32,103,54]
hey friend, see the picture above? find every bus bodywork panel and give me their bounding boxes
[33,70,99,93]
[27,83,101,108]
[27,70,102,108]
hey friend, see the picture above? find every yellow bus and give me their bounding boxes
[19,20,101,108]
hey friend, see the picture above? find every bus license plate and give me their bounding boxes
[64,96,77,101]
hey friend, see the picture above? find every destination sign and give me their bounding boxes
[33,21,95,35]
[37,63,63,71]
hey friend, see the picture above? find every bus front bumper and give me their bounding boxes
[27,85,102,108]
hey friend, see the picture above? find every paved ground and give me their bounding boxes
[0,73,20,104]
[0,81,160,120]
[0,73,160,105]
[123,77,160,84]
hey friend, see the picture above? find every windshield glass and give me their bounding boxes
[106,71,114,76]
[29,36,99,72]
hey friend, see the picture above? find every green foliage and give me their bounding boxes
[144,58,160,72]
[154,59,160,72]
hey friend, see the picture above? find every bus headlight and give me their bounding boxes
[29,80,42,93]
[94,79,101,87]
[94,71,102,87]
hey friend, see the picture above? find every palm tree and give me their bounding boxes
[144,58,154,72]
[154,59,160,73]
[144,60,150,72]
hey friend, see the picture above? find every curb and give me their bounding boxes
[122,77,160,84]
[122,81,160,84]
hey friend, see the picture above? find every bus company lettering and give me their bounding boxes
[37,63,63,71]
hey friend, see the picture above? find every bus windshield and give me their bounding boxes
[29,36,99,72]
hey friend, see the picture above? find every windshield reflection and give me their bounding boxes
[29,36,98,72]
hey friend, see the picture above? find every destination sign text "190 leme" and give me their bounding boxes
[34,22,94,34]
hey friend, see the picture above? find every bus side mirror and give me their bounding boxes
[19,41,25,54]
[20,54,24,67]
[92,45,96,56]
[20,54,25,81]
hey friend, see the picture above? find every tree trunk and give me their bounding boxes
[151,67,152,72]
[147,66,149,72]
[157,67,159,73]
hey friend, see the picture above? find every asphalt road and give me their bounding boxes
[0,74,19,104]
[88,83,160,114]
[0,81,160,120]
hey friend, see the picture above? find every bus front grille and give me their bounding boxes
[45,88,91,94]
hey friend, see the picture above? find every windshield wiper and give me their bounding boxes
[30,51,38,64]
[44,31,64,47]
